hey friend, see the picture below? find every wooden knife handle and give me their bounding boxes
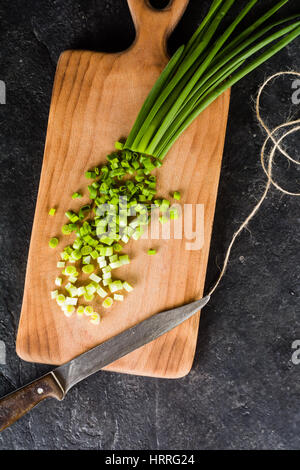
[0,373,64,432]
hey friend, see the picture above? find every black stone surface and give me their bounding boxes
[0,0,300,450]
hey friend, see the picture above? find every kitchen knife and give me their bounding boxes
[0,295,210,432]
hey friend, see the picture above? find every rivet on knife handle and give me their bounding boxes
[0,373,64,432]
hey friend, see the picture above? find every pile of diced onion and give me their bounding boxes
[48,144,180,326]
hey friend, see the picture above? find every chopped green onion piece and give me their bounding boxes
[121,234,129,244]
[56,294,66,305]
[160,199,170,213]
[82,255,91,265]
[65,266,77,276]
[81,246,93,255]
[89,273,101,283]
[113,243,122,252]
[65,210,79,222]
[61,225,72,235]
[123,281,133,292]
[119,255,130,265]
[66,297,78,306]
[51,290,58,299]
[102,265,112,274]
[70,249,82,261]
[69,287,78,298]
[86,283,97,295]
[49,237,58,249]
[90,250,99,260]
[114,294,124,301]
[102,297,113,309]
[170,208,179,220]
[110,261,122,269]
[84,306,94,316]
[55,277,63,287]
[84,293,94,302]
[89,313,100,325]
[72,192,82,199]
[109,280,123,293]
[103,271,112,280]
[77,286,86,297]
[57,261,65,268]
[173,191,181,200]
[77,306,85,317]
[85,171,96,179]
[96,286,108,298]
[82,264,94,274]
[48,208,56,216]
[159,215,169,224]
[115,141,124,150]
[147,249,156,255]
[64,305,75,316]
[99,246,113,257]
[73,239,83,250]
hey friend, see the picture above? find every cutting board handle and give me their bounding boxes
[127,0,189,57]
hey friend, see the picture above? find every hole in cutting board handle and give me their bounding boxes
[148,0,172,10]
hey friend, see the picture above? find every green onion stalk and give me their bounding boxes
[124,0,300,159]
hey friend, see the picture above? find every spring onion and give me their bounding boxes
[82,264,94,274]
[89,273,101,283]
[84,306,94,316]
[72,192,82,199]
[102,297,114,309]
[123,282,133,293]
[49,237,58,249]
[77,306,85,317]
[56,294,66,305]
[114,294,124,301]
[103,271,112,280]
[96,286,108,298]
[110,261,122,269]
[55,277,63,287]
[49,208,56,216]
[65,266,76,276]
[64,305,75,317]
[124,0,300,158]
[84,293,94,302]
[50,1,300,325]
[77,286,86,297]
[66,297,78,306]
[89,313,100,325]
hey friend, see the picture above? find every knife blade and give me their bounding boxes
[0,296,210,431]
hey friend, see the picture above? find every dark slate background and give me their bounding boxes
[0,0,300,450]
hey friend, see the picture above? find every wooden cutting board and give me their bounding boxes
[16,0,230,378]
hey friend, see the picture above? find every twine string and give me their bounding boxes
[208,71,300,297]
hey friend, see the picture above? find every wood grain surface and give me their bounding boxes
[0,373,64,432]
[16,0,230,378]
